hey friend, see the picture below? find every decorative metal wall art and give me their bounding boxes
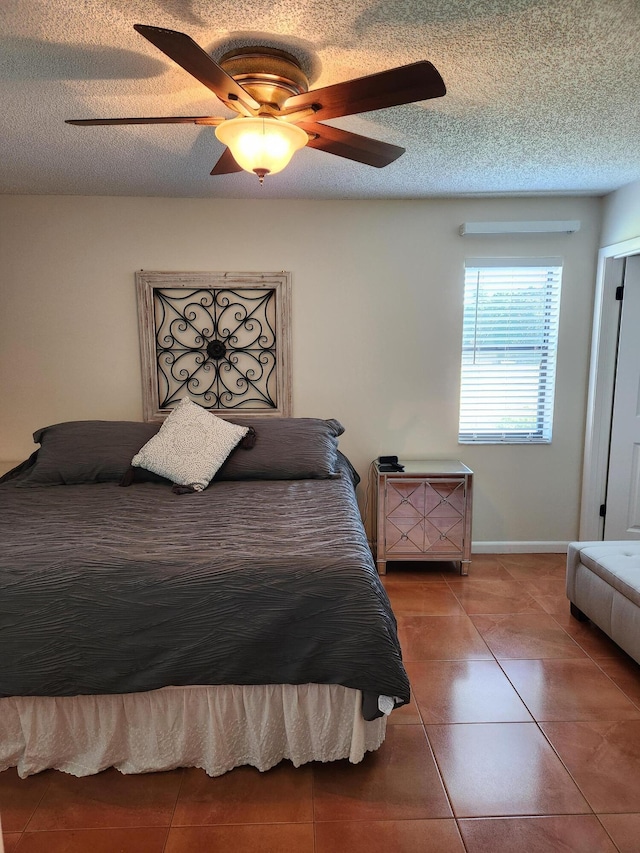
[136,271,292,421]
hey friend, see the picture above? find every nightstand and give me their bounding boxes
[374,459,473,576]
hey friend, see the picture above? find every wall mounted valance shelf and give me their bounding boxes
[459,220,581,236]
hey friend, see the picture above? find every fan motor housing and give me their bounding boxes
[219,47,309,109]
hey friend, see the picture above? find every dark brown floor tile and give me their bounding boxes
[532,593,573,617]
[396,615,492,661]
[500,659,640,721]
[13,827,169,852]
[498,553,567,579]
[518,576,568,597]
[315,818,466,852]
[597,813,640,852]
[383,581,465,614]
[463,554,515,580]
[426,722,590,817]
[446,579,544,614]
[597,656,640,708]
[26,768,182,831]
[458,815,618,852]
[554,612,629,660]
[517,577,571,616]
[406,660,532,723]
[164,823,314,853]
[313,724,451,822]
[504,566,568,580]
[541,720,640,813]
[173,762,312,826]
[501,552,566,566]
[0,769,52,832]
[471,613,586,659]
[2,834,21,853]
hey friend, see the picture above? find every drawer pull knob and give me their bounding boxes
[401,533,408,540]
[439,533,447,540]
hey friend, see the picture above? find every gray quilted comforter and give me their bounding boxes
[0,460,409,714]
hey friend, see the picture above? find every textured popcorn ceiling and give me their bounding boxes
[1,0,639,199]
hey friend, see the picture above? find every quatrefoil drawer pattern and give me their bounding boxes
[385,480,465,555]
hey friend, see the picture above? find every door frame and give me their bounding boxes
[580,236,640,539]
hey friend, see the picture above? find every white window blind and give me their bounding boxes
[459,258,563,444]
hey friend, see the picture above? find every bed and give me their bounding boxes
[0,405,409,778]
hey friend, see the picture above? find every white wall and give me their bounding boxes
[600,179,640,247]
[0,194,601,546]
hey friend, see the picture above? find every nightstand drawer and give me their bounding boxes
[424,480,465,516]
[385,517,425,553]
[386,480,427,517]
[424,517,464,551]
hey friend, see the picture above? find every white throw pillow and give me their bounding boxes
[131,398,249,491]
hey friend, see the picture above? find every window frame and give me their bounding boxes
[458,257,563,445]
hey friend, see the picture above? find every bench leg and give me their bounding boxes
[570,602,589,622]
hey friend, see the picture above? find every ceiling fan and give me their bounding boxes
[66,24,446,183]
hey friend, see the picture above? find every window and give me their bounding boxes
[459,258,563,444]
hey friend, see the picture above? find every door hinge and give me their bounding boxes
[615,285,624,301]
[599,503,606,518]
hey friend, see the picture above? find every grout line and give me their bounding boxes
[162,767,186,852]
[530,720,597,817]
[491,657,620,818]
[21,770,53,835]
[420,722,459,826]
[591,659,640,711]
[594,814,626,853]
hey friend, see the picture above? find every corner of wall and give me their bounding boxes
[600,179,640,248]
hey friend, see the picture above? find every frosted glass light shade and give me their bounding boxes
[215,117,308,180]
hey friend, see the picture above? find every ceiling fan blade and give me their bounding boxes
[66,116,225,126]
[133,24,260,112]
[210,147,243,175]
[299,122,405,168]
[282,61,445,122]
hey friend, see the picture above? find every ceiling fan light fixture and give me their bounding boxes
[215,116,307,182]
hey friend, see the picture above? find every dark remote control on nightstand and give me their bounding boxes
[378,457,404,472]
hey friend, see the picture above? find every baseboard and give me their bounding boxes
[472,541,569,554]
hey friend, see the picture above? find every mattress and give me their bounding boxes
[0,457,409,715]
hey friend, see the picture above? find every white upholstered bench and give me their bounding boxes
[566,542,640,664]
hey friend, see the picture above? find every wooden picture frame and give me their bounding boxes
[136,271,292,422]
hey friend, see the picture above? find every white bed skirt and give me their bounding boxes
[0,683,387,778]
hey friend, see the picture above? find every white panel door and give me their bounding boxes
[605,256,640,540]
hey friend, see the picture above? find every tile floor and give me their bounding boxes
[2,553,640,852]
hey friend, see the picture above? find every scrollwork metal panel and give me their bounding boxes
[136,272,292,421]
